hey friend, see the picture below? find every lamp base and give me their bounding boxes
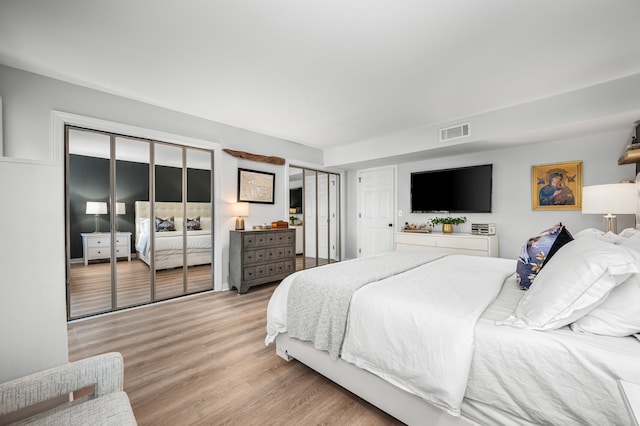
[602,214,617,234]
[235,216,245,231]
[94,214,101,233]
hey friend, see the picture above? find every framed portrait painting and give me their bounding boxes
[532,161,582,210]
[237,168,275,204]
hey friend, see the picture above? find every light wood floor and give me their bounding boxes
[67,283,402,425]
[69,260,213,319]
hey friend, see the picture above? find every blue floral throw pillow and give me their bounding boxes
[516,223,573,290]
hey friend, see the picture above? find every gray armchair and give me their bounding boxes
[0,352,136,425]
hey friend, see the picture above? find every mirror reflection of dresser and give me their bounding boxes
[81,232,132,265]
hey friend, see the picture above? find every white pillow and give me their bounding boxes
[140,218,150,234]
[620,235,640,254]
[573,228,604,239]
[573,228,625,244]
[497,238,640,330]
[570,274,640,336]
[619,228,640,238]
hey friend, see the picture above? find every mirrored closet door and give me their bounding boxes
[289,165,340,271]
[66,126,214,320]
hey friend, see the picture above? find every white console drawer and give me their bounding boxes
[394,232,437,247]
[395,232,498,257]
[436,236,487,251]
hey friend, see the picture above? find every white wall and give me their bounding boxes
[0,160,68,383]
[0,65,323,382]
[344,129,636,259]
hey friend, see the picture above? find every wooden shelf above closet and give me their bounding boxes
[618,149,640,165]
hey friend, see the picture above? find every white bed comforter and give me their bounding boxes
[266,254,516,416]
[136,230,211,256]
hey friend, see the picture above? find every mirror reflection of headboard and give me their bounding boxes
[134,201,212,238]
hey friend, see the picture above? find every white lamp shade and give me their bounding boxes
[116,202,126,215]
[582,183,636,214]
[86,201,107,215]
[232,202,250,217]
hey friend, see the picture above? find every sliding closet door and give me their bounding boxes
[154,143,185,301]
[67,128,113,318]
[329,173,340,262]
[185,148,213,294]
[304,169,318,268]
[115,136,151,309]
[289,166,340,271]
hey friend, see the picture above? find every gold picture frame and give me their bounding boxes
[531,161,582,210]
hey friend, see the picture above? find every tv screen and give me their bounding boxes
[410,164,492,213]
[290,187,302,211]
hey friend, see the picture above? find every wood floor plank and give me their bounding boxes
[67,283,403,425]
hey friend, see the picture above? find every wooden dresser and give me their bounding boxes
[229,229,296,294]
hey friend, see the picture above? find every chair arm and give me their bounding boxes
[0,352,124,416]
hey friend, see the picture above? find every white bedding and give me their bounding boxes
[266,254,640,425]
[464,274,640,426]
[267,254,515,416]
[135,230,212,257]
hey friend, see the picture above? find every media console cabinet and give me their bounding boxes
[394,231,499,257]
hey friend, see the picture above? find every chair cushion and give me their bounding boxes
[16,391,136,426]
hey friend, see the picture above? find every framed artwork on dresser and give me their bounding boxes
[531,160,582,210]
[237,168,275,204]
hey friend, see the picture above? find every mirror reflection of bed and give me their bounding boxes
[68,201,213,319]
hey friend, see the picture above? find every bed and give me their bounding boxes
[134,201,212,270]
[266,228,640,425]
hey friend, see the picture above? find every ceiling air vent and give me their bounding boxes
[439,123,470,142]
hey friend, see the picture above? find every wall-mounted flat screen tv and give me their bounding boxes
[410,164,492,213]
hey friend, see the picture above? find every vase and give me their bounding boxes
[442,224,453,233]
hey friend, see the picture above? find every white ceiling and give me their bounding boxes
[1,1,640,159]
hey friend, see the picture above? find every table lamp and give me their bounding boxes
[233,202,250,230]
[582,182,636,233]
[86,201,108,233]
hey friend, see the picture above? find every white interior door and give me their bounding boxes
[357,166,395,257]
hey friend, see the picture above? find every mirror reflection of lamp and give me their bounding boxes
[233,202,250,230]
[582,182,636,233]
[86,201,107,233]
[116,202,126,231]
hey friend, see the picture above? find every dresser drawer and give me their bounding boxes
[115,236,129,248]
[86,236,111,248]
[87,247,110,258]
[243,249,265,265]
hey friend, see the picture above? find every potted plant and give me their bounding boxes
[429,216,467,233]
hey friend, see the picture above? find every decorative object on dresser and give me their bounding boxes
[581,182,636,233]
[471,223,496,235]
[81,232,131,265]
[394,231,498,257]
[429,216,466,234]
[232,202,250,230]
[229,229,296,294]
